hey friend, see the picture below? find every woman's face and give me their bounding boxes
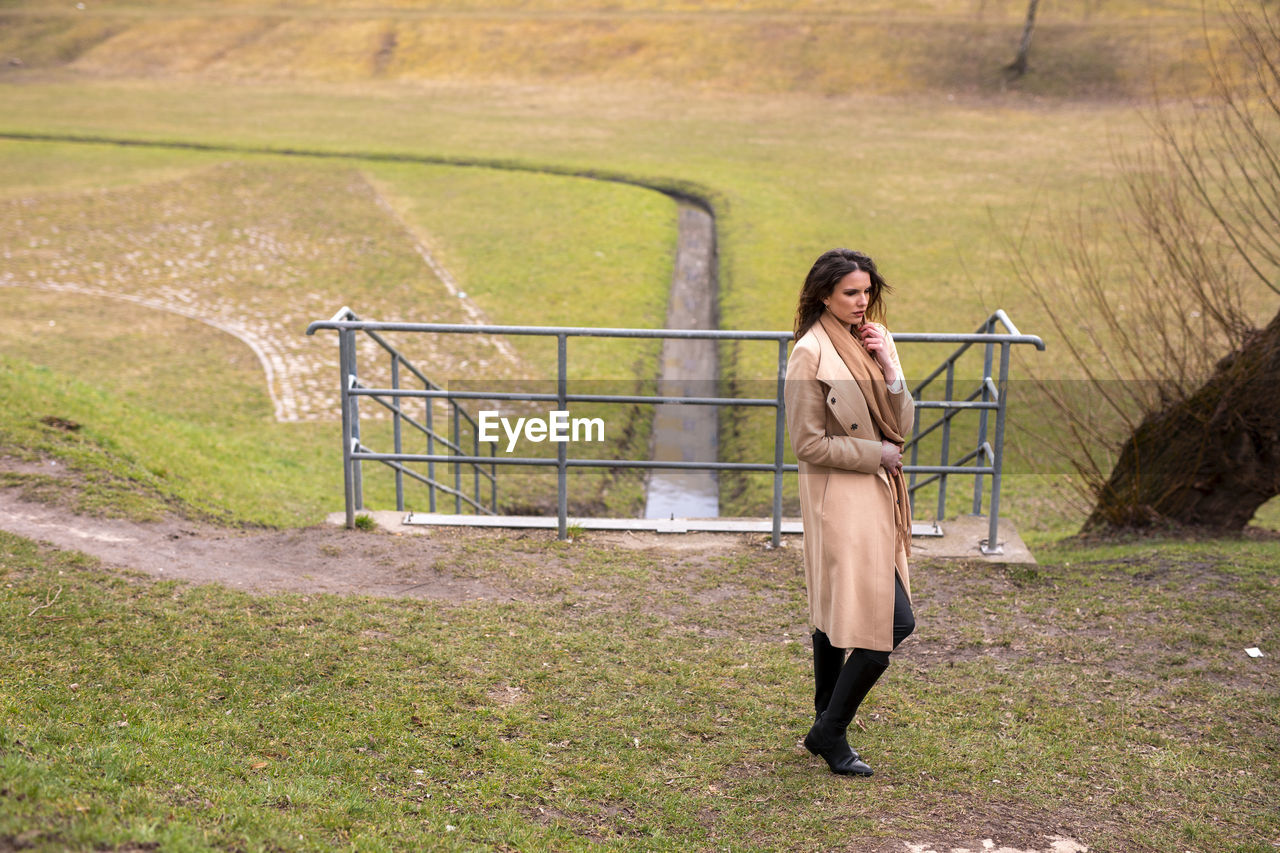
[823,270,873,328]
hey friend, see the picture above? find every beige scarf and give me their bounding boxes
[819,310,913,557]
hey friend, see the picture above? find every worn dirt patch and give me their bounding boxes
[0,486,513,603]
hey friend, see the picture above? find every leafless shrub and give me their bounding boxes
[1006,0,1280,530]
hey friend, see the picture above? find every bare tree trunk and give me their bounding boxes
[1006,0,1041,78]
[1086,307,1280,530]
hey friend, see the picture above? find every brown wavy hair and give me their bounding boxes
[793,248,891,340]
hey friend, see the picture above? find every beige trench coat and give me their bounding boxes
[784,320,914,652]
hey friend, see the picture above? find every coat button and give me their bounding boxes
[851,423,858,430]
[830,396,836,403]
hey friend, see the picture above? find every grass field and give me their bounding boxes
[0,77,1161,526]
[1,3,1278,851]
[2,528,1277,851]
[0,135,677,520]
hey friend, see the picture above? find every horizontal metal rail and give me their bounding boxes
[354,451,797,472]
[345,387,779,408]
[307,317,1044,350]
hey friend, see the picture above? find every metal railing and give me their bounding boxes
[306,309,1043,552]
[902,309,1045,554]
[307,312,796,540]
[313,308,498,525]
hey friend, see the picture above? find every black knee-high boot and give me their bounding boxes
[811,629,844,721]
[803,649,888,776]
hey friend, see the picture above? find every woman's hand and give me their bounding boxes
[879,439,903,472]
[858,323,899,382]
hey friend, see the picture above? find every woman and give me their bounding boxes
[784,248,916,777]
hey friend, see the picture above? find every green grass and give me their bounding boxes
[0,351,336,526]
[359,159,674,385]
[0,78,1157,529]
[0,137,226,197]
[1,10,1276,851]
[4,79,1276,529]
[2,528,1277,851]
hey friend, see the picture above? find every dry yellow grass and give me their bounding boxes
[0,1,1241,99]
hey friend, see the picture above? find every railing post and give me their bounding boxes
[472,418,481,510]
[772,338,788,548]
[938,360,955,520]
[973,321,994,515]
[338,327,356,529]
[908,404,921,491]
[425,380,436,512]
[452,404,461,514]
[982,342,1012,556]
[348,330,363,512]
[392,355,404,512]
[557,333,569,540]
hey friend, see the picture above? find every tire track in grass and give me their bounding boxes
[1,158,501,424]
[0,278,299,422]
[362,173,519,364]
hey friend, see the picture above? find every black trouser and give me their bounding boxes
[819,573,914,666]
[858,572,915,665]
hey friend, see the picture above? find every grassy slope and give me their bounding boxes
[0,294,337,527]
[0,139,676,522]
[2,528,1276,851]
[0,0,1234,99]
[0,76,1175,529]
[360,161,674,378]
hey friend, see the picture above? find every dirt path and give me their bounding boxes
[0,456,768,609]
[0,485,514,602]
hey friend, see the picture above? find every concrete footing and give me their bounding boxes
[326,510,1036,563]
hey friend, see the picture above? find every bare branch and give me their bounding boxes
[1000,0,1280,531]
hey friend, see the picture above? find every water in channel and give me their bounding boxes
[643,202,720,519]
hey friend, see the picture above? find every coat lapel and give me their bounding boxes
[811,321,865,438]
[811,320,854,384]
